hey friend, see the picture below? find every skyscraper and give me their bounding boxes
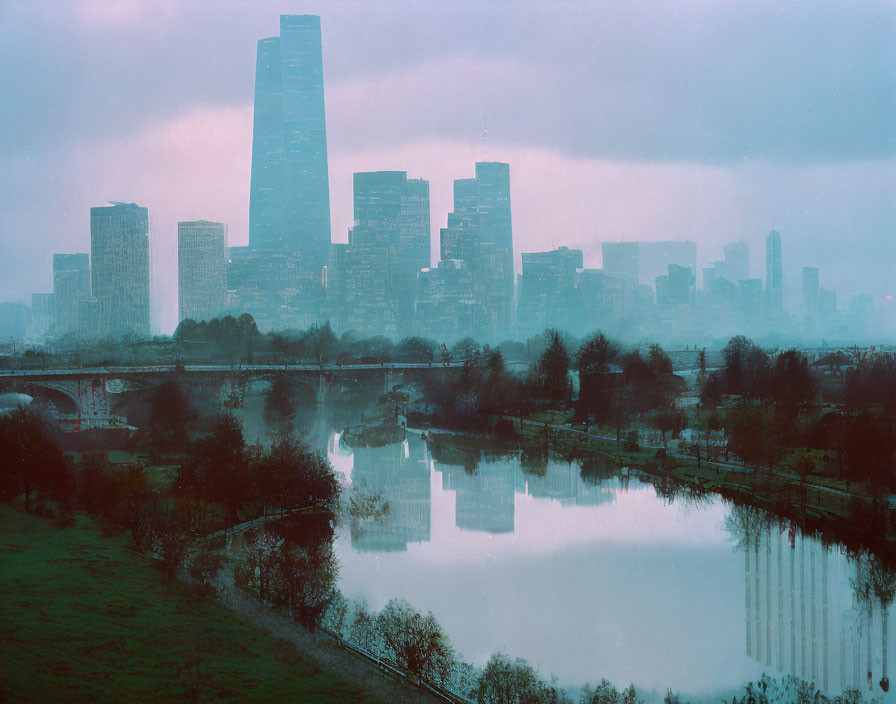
[518,246,583,333]
[802,266,819,316]
[53,253,90,336]
[724,240,750,283]
[765,230,783,315]
[601,242,639,283]
[90,202,150,337]
[249,15,331,274]
[29,293,54,340]
[343,171,430,336]
[638,241,697,289]
[178,221,228,323]
[440,162,513,337]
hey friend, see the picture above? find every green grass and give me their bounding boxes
[0,505,381,703]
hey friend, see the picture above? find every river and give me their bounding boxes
[325,429,895,702]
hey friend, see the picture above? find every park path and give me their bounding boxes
[215,584,435,704]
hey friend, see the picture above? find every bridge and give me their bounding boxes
[0,362,465,431]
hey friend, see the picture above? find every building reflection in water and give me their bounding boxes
[348,435,431,552]
[343,434,634,545]
[732,505,895,696]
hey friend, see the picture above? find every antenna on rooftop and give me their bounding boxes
[482,114,488,161]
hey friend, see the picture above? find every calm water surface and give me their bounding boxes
[325,430,894,701]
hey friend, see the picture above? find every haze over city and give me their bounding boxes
[1,0,894,336]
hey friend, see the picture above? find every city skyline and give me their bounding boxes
[1,2,893,335]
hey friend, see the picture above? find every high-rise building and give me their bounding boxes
[343,171,430,336]
[724,240,750,283]
[441,162,513,337]
[52,253,90,336]
[0,302,29,341]
[638,241,697,289]
[518,246,583,333]
[178,220,228,323]
[415,260,478,340]
[29,293,54,340]
[601,242,639,283]
[656,264,695,307]
[248,15,331,275]
[765,230,783,316]
[802,267,819,316]
[226,245,321,332]
[90,202,150,337]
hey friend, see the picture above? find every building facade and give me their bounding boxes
[765,230,783,316]
[440,162,513,338]
[178,220,228,323]
[248,15,331,276]
[517,246,583,334]
[52,252,91,337]
[340,171,430,337]
[90,202,150,337]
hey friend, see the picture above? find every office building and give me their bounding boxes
[765,231,783,316]
[415,260,478,340]
[226,245,322,332]
[802,267,819,317]
[601,242,639,283]
[342,171,430,336]
[249,15,331,274]
[29,293,54,340]
[723,240,750,283]
[178,220,228,323]
[441,162,514,337]
[638,241,697,289]
[517,246,583,333]
[52,253,91,336]
[90,202,150,337]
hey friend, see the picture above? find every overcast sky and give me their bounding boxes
[1,0,894,333]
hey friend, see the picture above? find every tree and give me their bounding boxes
[580,679,644,704]
[146,378,194,455]
[375,598,456,686]
[254,436,340,515]
[109,463,157,551]
[306,321,337,365]
[576,333,620,424]
[474,653,572,704]
[150,504,192,576]
[264,374,296,430]
[180,413,249,525]
[533,330,571,405]
[0,407,72,512]
[397,337,436,364]
[652,406,685,449]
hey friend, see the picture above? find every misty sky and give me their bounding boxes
[1,0,894,333]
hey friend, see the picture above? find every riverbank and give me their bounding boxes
[0,504,396,703]
[410,416,896,562]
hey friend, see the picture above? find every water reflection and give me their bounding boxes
[330,431,896,700]
[728,506,895,696]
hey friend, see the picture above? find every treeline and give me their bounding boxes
[0,405,339,569]
[699,336,896,503]
[419,329,684,445]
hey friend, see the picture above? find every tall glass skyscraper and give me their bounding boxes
[342,171,430,336]
[765,230,783,315]
[249,15,331,275]
[441,162,513,337]
[53,252,91,336]
[90,202,150,337]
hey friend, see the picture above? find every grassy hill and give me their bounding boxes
[0,505,382,703]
